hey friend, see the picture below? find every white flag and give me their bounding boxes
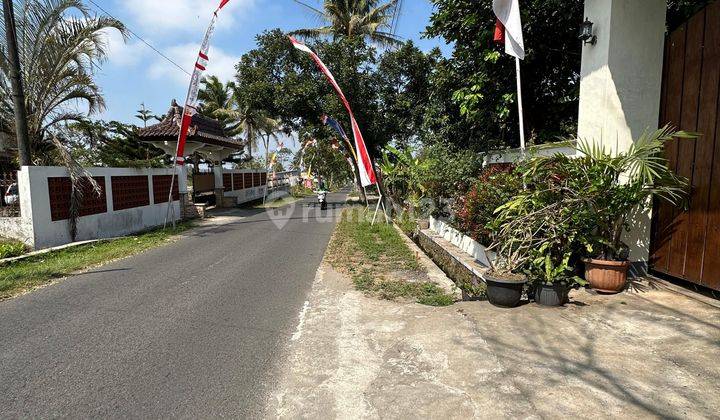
[493,0,525,60]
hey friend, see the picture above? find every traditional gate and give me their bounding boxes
[651,0,720,291]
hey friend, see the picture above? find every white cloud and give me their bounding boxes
[103,29,148,67]
[121,0,255,34]
[147,43,239,86]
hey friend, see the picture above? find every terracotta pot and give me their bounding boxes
[583,258,631,294]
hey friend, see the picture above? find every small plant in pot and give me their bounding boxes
[528,251,585,307]
[484,253,527,308]
[484,204,533,308]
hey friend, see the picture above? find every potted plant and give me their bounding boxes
[484,256,527,308]
[511,127,692,294]
[484,201,533,308]
[528,251,585,306]
[491,158,590,306]
[571,128,691,293]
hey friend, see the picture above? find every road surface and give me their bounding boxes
[0,193,345,418]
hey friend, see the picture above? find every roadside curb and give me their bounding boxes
[392,223,462,300]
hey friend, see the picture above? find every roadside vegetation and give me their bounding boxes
[253,195,300,209]
[327,207,454,306]
[0,239,28,259]
[0,224,191,300]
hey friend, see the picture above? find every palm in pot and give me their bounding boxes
[526,126,692,293]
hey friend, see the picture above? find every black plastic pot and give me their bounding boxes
[534,283,567,307]
[485,274,526,308]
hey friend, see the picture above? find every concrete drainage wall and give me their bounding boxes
[413,218,501,300]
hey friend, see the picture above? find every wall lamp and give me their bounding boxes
[579,18,597,46]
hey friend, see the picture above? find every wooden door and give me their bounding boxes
[651,0,720,291]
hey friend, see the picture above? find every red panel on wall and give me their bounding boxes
[260,172,267,186]
[48,177,107,221]
[224,173,232,191]
[233,173,243,190]
[244,173,253,188]
[152,175,179,204]
[112,176,150,211]
[253,173,261,186]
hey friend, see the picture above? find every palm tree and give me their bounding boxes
[214,101,279,160]
[198,76,235,122]
[0,0,127,163]
[291,0,402,46]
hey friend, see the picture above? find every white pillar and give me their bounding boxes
[577,0,667,266]
[177,165,188,194]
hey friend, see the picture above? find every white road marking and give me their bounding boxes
[291,300,311,342]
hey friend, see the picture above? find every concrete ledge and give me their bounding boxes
[417,229,489,299]
[392,224,461,300]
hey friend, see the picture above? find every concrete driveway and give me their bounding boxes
[0,193,345,418]
[271,265,720,419]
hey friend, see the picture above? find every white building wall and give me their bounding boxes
[578,0,667,266]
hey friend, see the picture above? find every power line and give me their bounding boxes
[390,0,403,36]
[85,0,191,77]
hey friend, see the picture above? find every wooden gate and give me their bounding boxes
[651,0,720,291]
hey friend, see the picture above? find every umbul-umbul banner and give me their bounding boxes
[173,0,232,166]
[290,37,377,187]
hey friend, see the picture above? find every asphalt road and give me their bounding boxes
[0,193,345,418]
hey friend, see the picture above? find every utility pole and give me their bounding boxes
[3,0,31,166]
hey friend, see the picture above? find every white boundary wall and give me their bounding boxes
[484,141,577,165]
[221,169,268,204]
[2,166,181,250]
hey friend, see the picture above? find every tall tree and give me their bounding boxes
[426,0,584,150]
[291,0,402,46]
[0,0,127,163]
[376,41,436,149]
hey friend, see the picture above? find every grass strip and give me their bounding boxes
[0,223,191,300]
[328,207,453,306]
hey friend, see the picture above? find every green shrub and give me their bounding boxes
[0,241,28,259]
[451,165,522,244]
[291,184,314,198]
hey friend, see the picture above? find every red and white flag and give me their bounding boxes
[173,0,232,165]
[289,36,377,187]
[493,0,525,60]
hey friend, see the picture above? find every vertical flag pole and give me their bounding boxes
[515,56,526,155]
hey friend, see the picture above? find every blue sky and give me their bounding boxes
[92,0,451,126]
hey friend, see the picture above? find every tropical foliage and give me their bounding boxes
[452,165,521,245]
[485,128,691,286]
[0,0,126,163]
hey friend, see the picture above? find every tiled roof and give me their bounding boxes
[138,100,244,150]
